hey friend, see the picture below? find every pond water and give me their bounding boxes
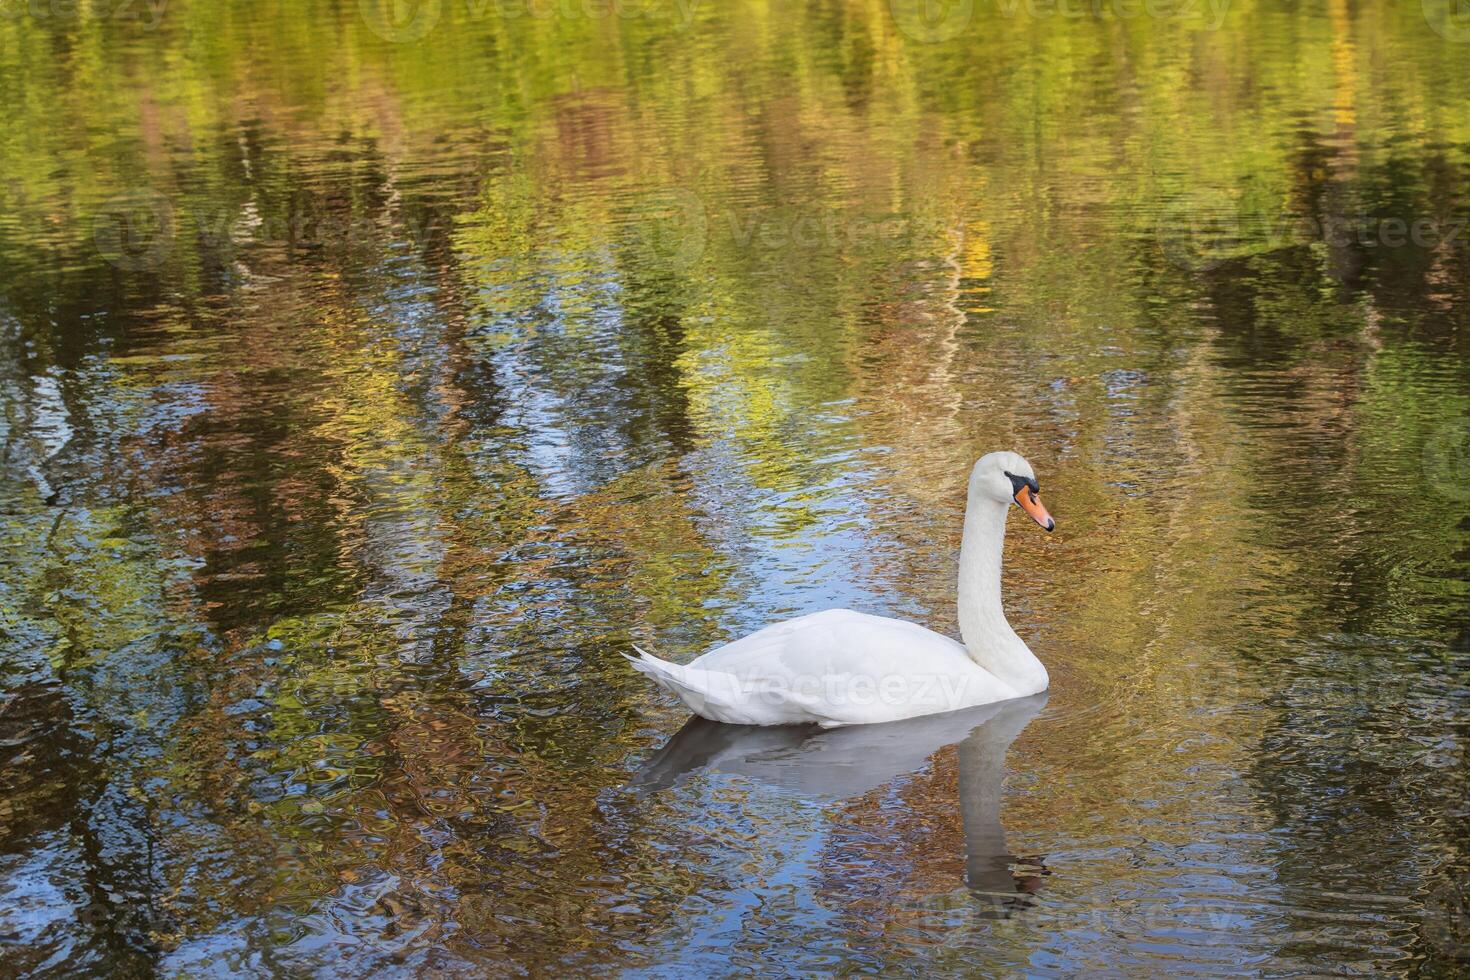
[1,0,1467,975]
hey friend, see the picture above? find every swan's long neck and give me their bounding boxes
[957,496,1049,695]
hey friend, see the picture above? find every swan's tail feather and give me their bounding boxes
[625,642,848,727]
[625,644,750,724]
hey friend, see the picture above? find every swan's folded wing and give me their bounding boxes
[631,610,1020,726]
[683,610,1013,726]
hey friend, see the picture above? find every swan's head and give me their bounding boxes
[970,451,1055,532]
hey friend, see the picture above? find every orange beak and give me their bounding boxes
[1015,486,1055,532]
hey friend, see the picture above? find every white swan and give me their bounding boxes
[627,451,1055,727]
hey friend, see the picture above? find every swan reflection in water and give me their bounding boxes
[634,693,1049,912]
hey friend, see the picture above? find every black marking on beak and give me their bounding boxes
[1004,471,1039,498]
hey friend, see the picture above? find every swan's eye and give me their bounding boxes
[1004,471,1039,499]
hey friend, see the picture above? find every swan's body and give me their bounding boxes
[628,451,1055,727]
[630,609,1018,727]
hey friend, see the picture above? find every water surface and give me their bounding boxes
[1,0,1468,975]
